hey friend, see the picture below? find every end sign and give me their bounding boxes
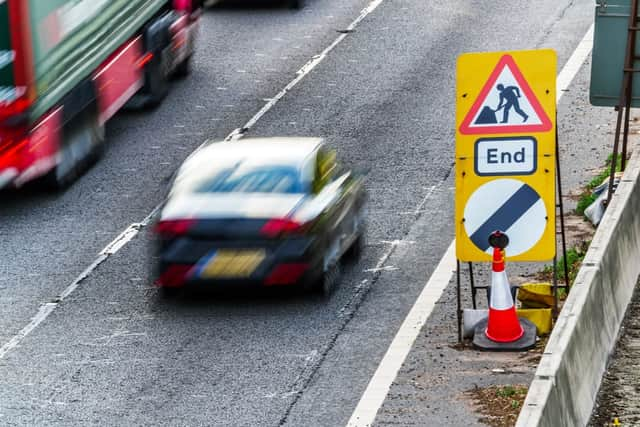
[455,49,557,262]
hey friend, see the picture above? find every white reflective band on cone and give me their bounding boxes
[490,270,514,310]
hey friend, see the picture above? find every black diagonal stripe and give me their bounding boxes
[469,184,540,252]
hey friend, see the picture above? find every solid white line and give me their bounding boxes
[345,24,595,427]
[0,0,387,361]
[556,24,593,102]
[346,242,457,427]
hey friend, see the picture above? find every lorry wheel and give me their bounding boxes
[144,52,169,107]
[288,0,303,9]
[40,113,104,190]
[173,55,192,78]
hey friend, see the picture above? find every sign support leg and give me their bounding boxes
[552,253,559,319]
[456,260,462,343]
[468,262,477,309]
[555,122,569,292]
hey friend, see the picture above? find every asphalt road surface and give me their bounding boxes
[0,1,596,426]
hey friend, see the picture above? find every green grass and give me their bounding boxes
[541,244,588,287]
[576,154,623,216]
[494,386,527,410]
[495,386,518,398]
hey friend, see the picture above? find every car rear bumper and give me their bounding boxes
[153,235,324,289]
[154,260,323,290]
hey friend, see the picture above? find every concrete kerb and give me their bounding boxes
[516,151,640,427]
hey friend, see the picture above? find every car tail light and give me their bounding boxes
[153,219,196,237]
[260,218,305,238]
[264,263,309,286]
[155,264,193,287]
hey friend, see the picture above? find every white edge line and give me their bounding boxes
[556,24,593,102]
[346,241,457,427]
[345,23,594,427]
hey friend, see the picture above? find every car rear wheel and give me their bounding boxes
[159,286,182,298]
[344,233,365,262]
[316,261,340,297]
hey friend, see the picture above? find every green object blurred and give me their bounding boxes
[1,0,168,122]
[590,0,640,107]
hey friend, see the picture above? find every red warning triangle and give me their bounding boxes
[459,55,552,135]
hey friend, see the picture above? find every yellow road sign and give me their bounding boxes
[455,49,557,262]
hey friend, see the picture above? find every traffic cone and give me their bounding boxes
[485,247,523,342]
[473,246,537,351]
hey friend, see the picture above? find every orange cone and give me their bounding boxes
[485,247,524,342]
[472,235,537,351]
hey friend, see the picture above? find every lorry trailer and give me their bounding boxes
[0,0,200,189]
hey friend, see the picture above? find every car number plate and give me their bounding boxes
[198,249,266,279]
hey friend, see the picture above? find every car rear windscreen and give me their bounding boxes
[194,165,303,194]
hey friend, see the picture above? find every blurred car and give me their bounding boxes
[152,137,366,297]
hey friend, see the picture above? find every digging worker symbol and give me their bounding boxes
[495,84,528,123]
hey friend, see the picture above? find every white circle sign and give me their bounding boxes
[463,178,547,257]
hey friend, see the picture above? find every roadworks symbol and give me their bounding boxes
[459,55,552,135]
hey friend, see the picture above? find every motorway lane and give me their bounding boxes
[0,0,595,426]
[0,0,371,345]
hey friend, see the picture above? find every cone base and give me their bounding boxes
[472,317,537,352]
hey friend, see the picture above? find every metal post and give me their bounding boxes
[621,1,638,171]
[456,260,462,343]
[608,0,639,203]
[468,262,477,309]
[555,120,569,289]
[552,253,559,319]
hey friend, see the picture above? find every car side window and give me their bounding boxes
[313,147,337,194]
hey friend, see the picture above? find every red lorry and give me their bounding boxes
[0,0,201,189]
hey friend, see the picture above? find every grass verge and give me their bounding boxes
[576,154,623,216]
[537,241,589,291]
[469,384,529,427]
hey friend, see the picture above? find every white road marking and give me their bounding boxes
[223,0,385,143]
[0,0,387,361]
[556,25,594,96]
[347,242,456,427]
[345,24,595,427]
[99,224,142,256]
[412,185,437,216]
[363,266,399,273]
[0,203,161,360]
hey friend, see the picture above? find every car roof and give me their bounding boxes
[171,137,324,195]
[188,137,324,168]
